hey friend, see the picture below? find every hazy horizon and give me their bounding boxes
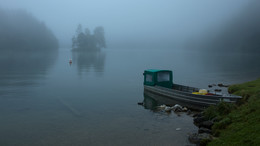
[0,0,251,48]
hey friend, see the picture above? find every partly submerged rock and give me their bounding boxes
[193,113,203,118]
[194,116,206,125]
[218,83,229,87]
[173,104,182,109]
[188,133,213,145]
[182,107,188,112]
[137,102,143,105]
[174,107,183,112]
[156,104,190,113]
[164,106,172,112]
[198,127,212,134]
[208,84,216,88]
[157,104,166,110]
[199,121,214,129]
[172,104,183,112]
[214,89,222,92]
[187,110,192,115]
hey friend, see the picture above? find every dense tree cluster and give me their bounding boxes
[0,9,58,51]
[72,24,106,51]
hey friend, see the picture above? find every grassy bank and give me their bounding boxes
[205,78,260,145]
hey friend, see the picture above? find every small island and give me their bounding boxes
[72,24,106,51]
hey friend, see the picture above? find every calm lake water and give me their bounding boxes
[0,48,259,145]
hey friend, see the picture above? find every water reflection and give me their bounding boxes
[143,90,189,111]
[0,50,57,97]
[143,92,158,110]
[72,50,106,76]
[202,53,260,78]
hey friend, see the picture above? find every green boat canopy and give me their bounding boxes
[143,69,173,88]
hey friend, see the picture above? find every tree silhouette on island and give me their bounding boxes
[72,24,106,51]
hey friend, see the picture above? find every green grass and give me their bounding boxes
[207,78,260,146]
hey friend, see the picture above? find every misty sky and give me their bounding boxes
[0,0,249,47]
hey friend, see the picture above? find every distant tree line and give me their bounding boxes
[72,24,106,51]
[0,9,58,51]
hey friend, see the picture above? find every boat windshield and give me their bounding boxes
[145,74,153,82]
[157,72,170,82]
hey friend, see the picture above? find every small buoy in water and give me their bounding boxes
[69,59,72,64]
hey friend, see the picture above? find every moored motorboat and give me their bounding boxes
[143,69,241,110]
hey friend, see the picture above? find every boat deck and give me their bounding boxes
[173,84,199,93]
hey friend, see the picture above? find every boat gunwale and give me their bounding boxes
[144,85,241,105]
[144,86,217,107]
[151,86,221,103]
[144,90,211,110]
[158,85,242,99]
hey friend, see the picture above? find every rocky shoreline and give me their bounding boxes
[140,78,260,145]
[156,105,216,145]
[188,112,215,145]
[147,103,216,145]
[138,102,211,145]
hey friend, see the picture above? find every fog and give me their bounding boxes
[0,9,58,51]
[1,1,260,145]
[0,0,251,48]
[188,0,260,53]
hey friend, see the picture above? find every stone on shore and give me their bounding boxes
[199,121,214,129]
[164,106,172,112]
[193,116,206,125]
[198,127,212,134]
[188,133,213,145]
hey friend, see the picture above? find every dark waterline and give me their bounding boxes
[0,48,259,145]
